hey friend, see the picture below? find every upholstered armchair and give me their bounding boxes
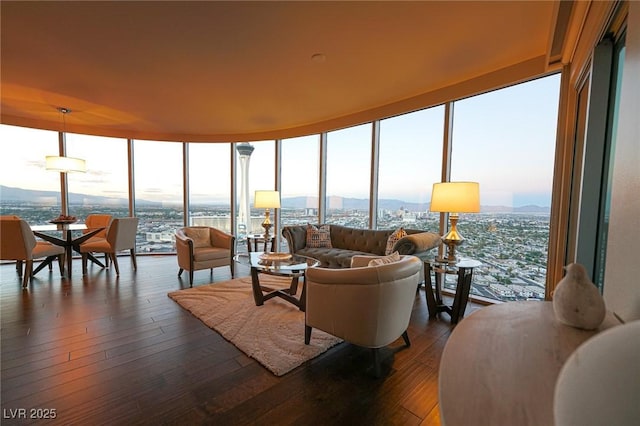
[304,254,422,377]
[0,217,65,287]
[79,217,139,275]
[175,226,236,286]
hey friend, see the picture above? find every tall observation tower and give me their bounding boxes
[236,143,254,236]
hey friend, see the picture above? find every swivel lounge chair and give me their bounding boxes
[304,254,422,377]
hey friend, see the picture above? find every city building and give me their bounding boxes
[1,1,638,423]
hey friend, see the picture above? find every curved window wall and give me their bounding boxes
[0,74,561,303]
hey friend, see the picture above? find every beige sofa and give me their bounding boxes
[281,224,441,268]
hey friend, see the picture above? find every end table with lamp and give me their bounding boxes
[246,233,276,253]
[424,257,482,324]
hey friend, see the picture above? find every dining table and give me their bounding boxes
[31,222,105,278]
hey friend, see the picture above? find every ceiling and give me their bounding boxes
[1,1,569,142]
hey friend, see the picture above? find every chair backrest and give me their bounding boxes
[106,217,139,251]
[84,214,112,238]
[0,218,36,260]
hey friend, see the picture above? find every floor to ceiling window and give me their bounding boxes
[235,141,275,248]
[280,135,320,227]
[325,123,372,228]
[280,135,320,252]
[378,107,444,231]
[0,125,62,223]
[66,133,130,221]
[133,140,184,253]
[449,74,561,302]
[188,143,231,232]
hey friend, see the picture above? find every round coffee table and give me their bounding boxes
[234,252,319,311]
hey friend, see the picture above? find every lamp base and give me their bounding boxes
[437,238,462,264]
[261,208,273,241]
[261,223,272,241]
[439,214,464,264]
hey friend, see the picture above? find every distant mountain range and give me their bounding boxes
[0,185,550,213]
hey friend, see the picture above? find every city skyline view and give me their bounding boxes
[0,184,550,211]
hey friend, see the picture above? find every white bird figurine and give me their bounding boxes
[552,263,606,330]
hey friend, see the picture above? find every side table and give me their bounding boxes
[246,233,275,253]
[424,258,481,324]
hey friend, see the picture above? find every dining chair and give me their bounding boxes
[79,217,139,275]
[0,217,66,287]
[83,214,112,265]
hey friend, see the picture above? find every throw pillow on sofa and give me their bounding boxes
[306,224,332,248]
[385,227,407,255]
[368,251,401,266]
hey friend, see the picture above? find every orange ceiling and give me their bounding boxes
[1,1,565,142]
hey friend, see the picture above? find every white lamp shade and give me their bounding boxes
[46,156,86,173]
[430,182,480,213]
[254,190,281,209]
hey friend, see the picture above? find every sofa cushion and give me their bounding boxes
[306,224,332,248]
[297,247,371,269]
[369,251,401,266]
[385,227,407,255]
[183,227,210,248]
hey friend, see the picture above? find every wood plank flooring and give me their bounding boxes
[1,255,481,425]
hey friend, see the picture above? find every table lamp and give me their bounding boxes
[430,181,480,263]
[254,190,280,241]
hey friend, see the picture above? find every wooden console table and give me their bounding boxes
[438,301,621,426]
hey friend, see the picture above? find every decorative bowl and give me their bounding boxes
[259,252,292,261]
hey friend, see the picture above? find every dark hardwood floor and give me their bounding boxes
[1,255,481,425]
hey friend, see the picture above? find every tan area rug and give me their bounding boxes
[168,275,342,376]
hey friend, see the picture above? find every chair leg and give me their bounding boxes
[230,261,235,278]
[22,260,33,288]
[130,249,137,270]
[372,348,381,378]
[82,254,89,275]
[58,254,65,276]
[402,330,411,347]
[305,325,312,344]
[189,270,194,287]
[16,260,22,275]
[178,268,184,277]
[110,253,120,275]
